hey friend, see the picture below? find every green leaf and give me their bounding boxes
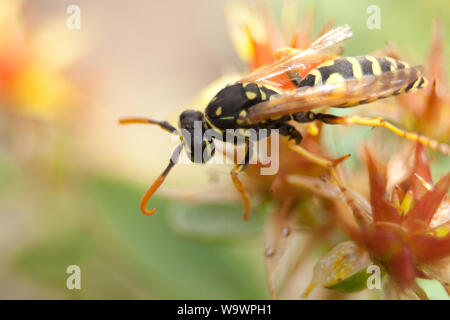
[327,269,371,293]
[13,230,90,298]
[304,241,373,297]
[167,202,268,243]
[416,278,450,300]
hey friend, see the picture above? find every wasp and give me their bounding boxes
[120,25,449,220]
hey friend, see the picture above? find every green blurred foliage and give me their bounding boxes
[271,0,450,75]
[8,171,269,299]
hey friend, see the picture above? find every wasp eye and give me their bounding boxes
[184,137,215,164]
[179,109,203,129]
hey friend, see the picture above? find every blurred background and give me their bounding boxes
[0,0,449,299]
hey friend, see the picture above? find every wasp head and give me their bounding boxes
[178,110,215,163]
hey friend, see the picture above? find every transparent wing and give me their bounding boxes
[246,65,425,123]
[238,24,353,88]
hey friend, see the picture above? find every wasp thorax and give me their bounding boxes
[204,83,279,130]
[178,109,215,163]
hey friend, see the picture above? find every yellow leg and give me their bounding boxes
[230,139,252,221]
[140,144,183,216]
[289,142,350,170]
[315,114,450,156]
[231,164,251,221]
[287,141,351,196]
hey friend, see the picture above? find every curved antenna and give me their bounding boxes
[119,117,178,134]
[140,144,183,215]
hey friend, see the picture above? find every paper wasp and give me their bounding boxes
[120,25,449,220]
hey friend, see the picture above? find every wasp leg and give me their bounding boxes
[293,111,316,123]
[279,122,303,144]
[119,117,177,134]
[313,113,450,155]
[231,138,253,221]
[288,141,350,171]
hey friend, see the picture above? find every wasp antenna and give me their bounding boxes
[140,144,183,216]
[119,117,177,134]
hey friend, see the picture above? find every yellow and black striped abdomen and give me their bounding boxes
[298,55,428,94]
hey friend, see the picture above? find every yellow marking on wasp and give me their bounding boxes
[346,57,363,79]
[270,115,282,121]
[326,72,345,85]
[261,82,282,93]
[220,116,235,120]
[260,89,267,100]
[215,106,222,116]
[422,77,429,88]
[246,91,257,100]
[242,82,250,88]
[412,77,422,90]
[409,76,424,92]
[309,69,323,85]
[237,110,247,124]
[204,116,224,134]
[386,57,397,71]
[205,139,212,156]
[366,56,381,75]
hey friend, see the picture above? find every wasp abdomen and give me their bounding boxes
[298,56,428,93]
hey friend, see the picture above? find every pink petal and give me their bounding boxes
[409,233,450,262]
[387,243,417,289]
[366,150,401,223]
